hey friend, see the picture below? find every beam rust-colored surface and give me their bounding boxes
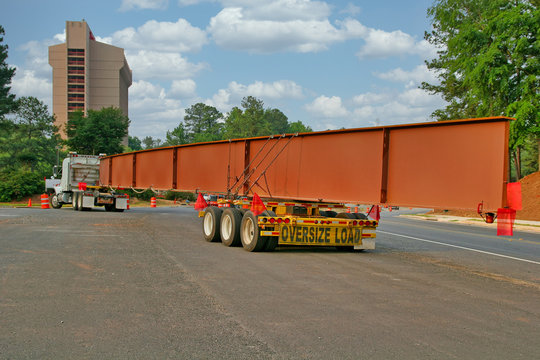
[101,117,511,211]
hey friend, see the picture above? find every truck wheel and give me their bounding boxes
[220,208,242,247]
[105,204,114,212]
[77,193,85,211]
[50,194,62,209]
[72,193,79,211]
[240,211,267,252]
[262,210,278,252]
[203,206,222,242]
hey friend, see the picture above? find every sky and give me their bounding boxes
[1,0,446,141]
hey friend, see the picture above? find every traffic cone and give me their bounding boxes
[150,197,157,208]
[28,198,32,207]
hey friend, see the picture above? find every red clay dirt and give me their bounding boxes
[432,171,540,221]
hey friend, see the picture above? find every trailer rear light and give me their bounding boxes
[277,218,283,224]
[262,217,268,223]
[352,220,358,226]
[284,218,291,224]
[269,218,276,224]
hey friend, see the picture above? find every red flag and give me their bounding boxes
[194,193,208,211]
[251,193,267,216]
[497,208,516,236]
[368,205,380,221]
[506,182,522,210]
[78,182,87,191]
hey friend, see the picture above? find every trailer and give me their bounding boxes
[100,117,514,251]
[46,153,128,212]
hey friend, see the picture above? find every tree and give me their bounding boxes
[422,0,539,179]
[0,25,16,118]
[265,108,289,134]
[183,103,223,143]
[0,97,59,173]
[0,97,60,201]
[128,135,143,151]
[141,136,162,149]
[223,96,271,139]
[288,121,312,133]
[66,107,129,155]
[164,123,187,146]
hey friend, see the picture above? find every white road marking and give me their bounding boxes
[378,230,540,265]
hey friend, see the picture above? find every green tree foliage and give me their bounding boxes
[288,120,313,133]
[0,97,61,200]
[183,103,224,143]
[0,25,16,118]
[422,0,539,178]
[128,135,143,151]
[66,107,129,155]
[141,136,162,149]
[164,122,187,146]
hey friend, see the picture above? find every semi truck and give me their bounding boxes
[98,117,515,251]
[46,152,128,212]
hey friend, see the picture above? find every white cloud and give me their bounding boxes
[206,80,303,112]
[223,0,331,21]
[11,68,52,108]
[340,3,361,16]
[208,7,367,53]
[126,50,207,80]
[103,19,207,53]
[375,64,438,87]
[128,80,185,138]
[305,95,348,118]
[170,79,197,98]
[352,92,391,106]
[357,29,437,59]
[120,0,169,11]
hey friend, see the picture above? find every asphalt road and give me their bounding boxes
[1,206,539,359]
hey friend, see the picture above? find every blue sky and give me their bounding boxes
[1,0,446,140]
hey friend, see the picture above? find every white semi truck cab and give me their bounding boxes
[46,152,128,212]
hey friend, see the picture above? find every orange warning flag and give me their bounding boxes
[194,193,208,211]
[251,193,267,216]
[506,182,522,210]
[368,205,380,221]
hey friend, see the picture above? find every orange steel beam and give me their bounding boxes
[101,117,512,211]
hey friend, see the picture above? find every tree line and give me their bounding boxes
[128,96,312,151]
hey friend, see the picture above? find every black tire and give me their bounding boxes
[262,210,278,252]
[202,206,222,242]
[50,194,62,209]
[336,212,355,219]
[240,211,267,252]
[105,204,114,212]
[220,207,243,247]
[72,192,79,211]
[321,210,337,218]
[77,193,84,211]
[353,213,368,220]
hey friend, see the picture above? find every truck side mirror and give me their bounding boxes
[53,165,59,178]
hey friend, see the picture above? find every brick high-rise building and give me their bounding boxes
[49,20,132,143]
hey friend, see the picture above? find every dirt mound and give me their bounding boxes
[432,171,540,221]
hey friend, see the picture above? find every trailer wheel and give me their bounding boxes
[262,210,278,252]
[240,211,267,252]
[105,204,114,212]
[320,210,337,218]
[220,208,242,247]
[336,212,355,219]
[50,194,62,209]
[203,206,222,242]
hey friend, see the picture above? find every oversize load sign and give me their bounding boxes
[279,226,364,245]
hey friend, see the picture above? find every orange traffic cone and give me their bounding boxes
[28,198,32,207]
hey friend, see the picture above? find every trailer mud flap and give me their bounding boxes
[115,198,128,210]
